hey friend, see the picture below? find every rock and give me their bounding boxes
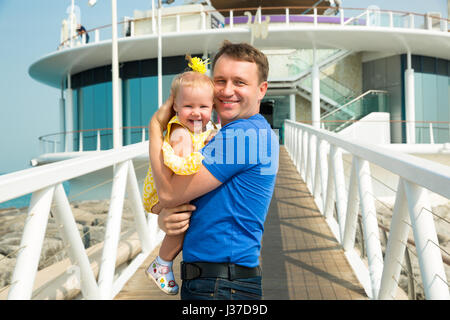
[0,254,16,288]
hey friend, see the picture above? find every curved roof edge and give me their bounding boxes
[29,26,450,88]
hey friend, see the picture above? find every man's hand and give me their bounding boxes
[158,204,195,236]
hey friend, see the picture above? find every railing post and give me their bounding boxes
[97,130,101,151]
[141,128,146,142]
[340,8,344,25]
[230,10,234,28]
[342,157,360,251]
[429,123,435,144]
[52,184,101,299]
[378,179,411,299]
[8,186,55,300]
[389,11,394,28]
[130,20,135,36]
[409,13,414,29]
[331,145,347,242]
[201,8,206,30]
[126,161,153,252]
[356,159,383,299]
[403,180,450,300]
[79,132,83,152]
[176,14,180,32]
[95,29,99,42]
[285,8,289,26]
[97,161,129,299]
[313,7,317,26]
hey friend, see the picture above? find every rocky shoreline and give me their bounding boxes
[1,199,449,299]
[0,199,136,290]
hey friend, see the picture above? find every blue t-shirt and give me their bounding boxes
[182,114,279,267]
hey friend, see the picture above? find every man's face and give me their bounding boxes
[213,55,268,125]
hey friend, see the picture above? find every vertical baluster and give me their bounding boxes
[230,10,234,28]
[356,159,383,299]
[97,161,128,299]
[378,179,411,299]
[8,186,55,300]
[403,180,450,300]
[97,130,101,151]
[52,184,100,299]
[285,8,289,26]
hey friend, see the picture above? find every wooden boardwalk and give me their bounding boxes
[115,146,367,300]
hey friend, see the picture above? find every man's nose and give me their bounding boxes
[221,81,234,96]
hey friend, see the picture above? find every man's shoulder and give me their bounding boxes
[225,114,270,130]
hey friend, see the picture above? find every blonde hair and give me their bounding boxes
[170,71,214,99]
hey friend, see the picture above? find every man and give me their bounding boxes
[76,24,89,44]
[149,41,279,300]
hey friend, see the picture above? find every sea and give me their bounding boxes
[0,172,70,210]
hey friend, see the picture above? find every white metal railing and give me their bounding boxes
[58,6,450,49]
[38,127,147,154]
[284,119,450,300]
[0,142,163,300]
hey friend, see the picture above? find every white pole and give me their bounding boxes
[8,186,55,299]
[290,94,296,121]
[70,0,75,47]
[151,0,156,34]
[405,52,416,144]
[98,161,128,299]
[429,123,434,144]
[111,0,122,149]
[66,74,74,152]
[311,48,321,128]
[60,82,66,153]
[157,1,163,107]
[331,145,347,242]
[52,184,101,299]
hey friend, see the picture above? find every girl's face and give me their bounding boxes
[173,84,214,133]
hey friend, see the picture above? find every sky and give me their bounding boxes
[0,0,448,174]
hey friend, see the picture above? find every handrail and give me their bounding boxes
[321,90,388,119]
[58,5,450,49]
[284,120,450,299]
[0,142,164,299]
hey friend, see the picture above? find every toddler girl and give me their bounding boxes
[142,56,215,295]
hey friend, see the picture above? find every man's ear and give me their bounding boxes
[258,81,268,100]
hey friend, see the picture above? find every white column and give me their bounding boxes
[405,52,416,144]
[59,82,66,153]
[311,49,321,128]
[290,94,296,121]
[66,74,74,152]
[111,0,122,149]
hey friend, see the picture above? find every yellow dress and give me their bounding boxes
[142,115,213,213]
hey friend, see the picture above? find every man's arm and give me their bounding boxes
[149,97,222,208]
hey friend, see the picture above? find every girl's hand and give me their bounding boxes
[152,94,175,131]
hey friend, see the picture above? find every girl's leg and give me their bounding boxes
[159,233,184,261]
[146,233,185,295]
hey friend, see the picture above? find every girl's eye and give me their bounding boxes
[183,105,192,108]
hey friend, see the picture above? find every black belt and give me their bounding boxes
[181,262,261,281]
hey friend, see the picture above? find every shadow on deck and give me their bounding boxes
[115,147,367,300]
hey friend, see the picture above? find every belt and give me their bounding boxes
[180,261,261,281]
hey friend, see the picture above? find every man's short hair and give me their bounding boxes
[212,40,269,84]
